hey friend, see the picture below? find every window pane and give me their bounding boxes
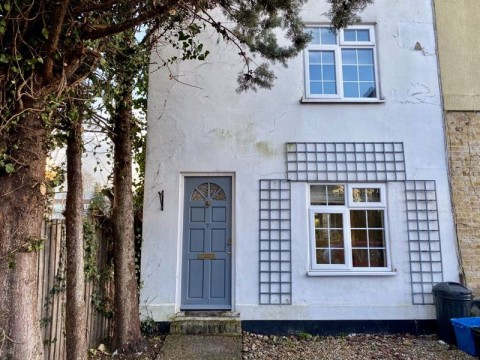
[342,49,357,64]
[367,210,384,228]
[357,30,370,41]
[358,49,373,64]
[307,28,320,44]
[369,249,386,267]
[352,188,381,202]
[320,28,337,44]
[310,65,323,80]
[350,210,367,228]
[369,230,385,247]
[330,249,345,264]
[342,65,358,81]
[359,66,375,81]
[311,185,327,205]
[316,250,329,264]
[343,82,359,97]
[314,213,329,227]
[310,82,323,95]
[351,229,367,247]
[329,213,343,228]
[330,230,344,248]
[315,229,328,247]
[344,30,356,41]
[321,51,335,64]
[309,51,322,63]
[308,51,336,96]
[352,249,369,267]
[323,65,336,81]
[360,82,376,97]
[327,185,345,205]
[323,82,337,94]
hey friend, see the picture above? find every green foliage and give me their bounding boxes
[140,316,156,336]
[87,187,110,218]
[91,290,114,319]
[26,236,44,252]
[298,332,314,341]
[84,219,98,281]
[326,0,374,29]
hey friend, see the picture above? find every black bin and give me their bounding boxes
[472,327,480,357]
[432,282,473,344]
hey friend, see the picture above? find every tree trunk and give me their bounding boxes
[112,90,142,350]
[65,116,87,359]
[0,108,45,359]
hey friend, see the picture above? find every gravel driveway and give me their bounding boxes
[242,332,476,360]
[89,332,477,359]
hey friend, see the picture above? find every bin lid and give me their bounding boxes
[433,282,473,299]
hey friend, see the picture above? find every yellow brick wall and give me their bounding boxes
[446,111,480,292]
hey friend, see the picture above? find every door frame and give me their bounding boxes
[177,173,236,312]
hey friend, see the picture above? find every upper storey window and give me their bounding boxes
[304,25,379,101]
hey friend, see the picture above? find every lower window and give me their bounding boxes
[309,184,389,272]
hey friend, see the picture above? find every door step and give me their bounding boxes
[170,312,241,335]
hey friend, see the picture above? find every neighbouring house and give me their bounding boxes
[140,1,461,334]
[434,0,480,295]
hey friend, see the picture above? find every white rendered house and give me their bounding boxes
[140,0,459,334]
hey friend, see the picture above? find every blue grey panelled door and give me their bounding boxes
[181,177,232,310]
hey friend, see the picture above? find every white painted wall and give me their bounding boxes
[140,0,459,322]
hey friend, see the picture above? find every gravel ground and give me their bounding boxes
[89,332,477,359]
[242,332,476,360]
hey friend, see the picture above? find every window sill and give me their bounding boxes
[307,270,397,277]
[300,97,386,104]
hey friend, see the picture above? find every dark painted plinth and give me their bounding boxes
[149,319,436,336]
[241,320,436,336]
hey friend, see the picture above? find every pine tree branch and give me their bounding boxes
[80,1,178,40]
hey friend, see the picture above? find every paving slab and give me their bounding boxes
[159,334,242,360]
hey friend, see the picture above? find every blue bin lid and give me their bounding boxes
[433,282,473,300]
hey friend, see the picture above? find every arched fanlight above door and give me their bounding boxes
[191,182,226,203]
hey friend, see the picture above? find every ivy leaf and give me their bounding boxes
[5,163,15,173]
[42,27,49,39]
[4,3,11,11]
[178,31,189,41]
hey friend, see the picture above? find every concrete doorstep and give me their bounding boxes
[159,334,242,360]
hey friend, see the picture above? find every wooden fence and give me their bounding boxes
[37,219,113,359]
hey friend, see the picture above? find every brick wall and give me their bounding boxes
[446,111,480,293]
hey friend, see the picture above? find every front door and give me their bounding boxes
[181,177,232,310]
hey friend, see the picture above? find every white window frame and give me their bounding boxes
[303,24,381,102]
[309,183,392,274]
